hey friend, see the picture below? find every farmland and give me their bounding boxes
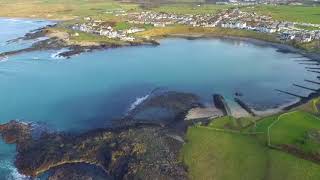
[181,104,320,180]
[242,5,320,24]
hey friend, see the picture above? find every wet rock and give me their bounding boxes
[0,120,31,144]
[0,121,187,179]
[0,37,67,58]
[125,91,201,127]
[48,164,113,180]
[7,24,56,43]
[234,92,243,97]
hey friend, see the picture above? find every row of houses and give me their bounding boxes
[126,9,320,43]
[216,9,320,43]
[127,11,217,28]
[72,20,145,42]
[74,8,320,44]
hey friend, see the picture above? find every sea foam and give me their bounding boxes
[0,160,30,180]
[50,49,68,59]
[128,94,150,111]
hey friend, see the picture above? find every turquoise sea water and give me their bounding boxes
[0,19,319,179]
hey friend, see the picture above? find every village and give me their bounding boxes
[71,8,320,43]
[72,17,145,42]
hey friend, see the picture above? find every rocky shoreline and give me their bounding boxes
[163,33,320,113]
[1,21,320,179]
[164,34,320,62]
[0,91,202,179]
[0,24,160,60]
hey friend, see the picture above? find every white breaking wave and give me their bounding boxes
[0,56,8,62]
[128,94,150,111]
[50,49,68,59]
[0,160,30,180]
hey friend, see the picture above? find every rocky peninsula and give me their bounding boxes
[0,91,202,179]
[0,24,160,60]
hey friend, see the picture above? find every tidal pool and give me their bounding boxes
[0,19,319,178]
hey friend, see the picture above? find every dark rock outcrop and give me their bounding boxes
[123,91,202,133]
[47,163,113,180]
[0,120,187,179]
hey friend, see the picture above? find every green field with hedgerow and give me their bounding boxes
[181,103,320,180]
[242,5,320,24]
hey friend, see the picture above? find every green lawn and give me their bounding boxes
[242,5,320,24]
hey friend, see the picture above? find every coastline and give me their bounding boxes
[155,34,320,113]
[1,17,320,179]
[162,33,320,61]
[1,17,320,114]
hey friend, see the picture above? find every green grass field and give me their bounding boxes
[182,110,320,179]
[151,4,232,15]
[0,0,140,20]
[208,116,236,129]
[181,125,320,180]
[181,127,268,180]
[268,111,320,153]
[267,149,320,180]
[242,5,320,24]
[208,116,257,130]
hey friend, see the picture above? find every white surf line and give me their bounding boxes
[0,56,8,62]
[128,94,150,112]
[267,111,298,147]
[0,160,30,180]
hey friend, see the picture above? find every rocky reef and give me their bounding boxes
[0,91,200,179]
[0,121,187,179]
[122,91,202,134]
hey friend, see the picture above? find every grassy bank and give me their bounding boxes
[181,109,320,180]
